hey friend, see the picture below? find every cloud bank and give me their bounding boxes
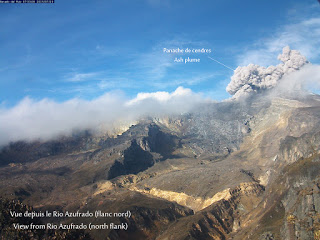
[0,87,206,146]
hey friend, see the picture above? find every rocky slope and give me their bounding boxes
[1,94,320,239]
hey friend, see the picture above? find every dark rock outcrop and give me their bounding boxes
[108,140,155,179]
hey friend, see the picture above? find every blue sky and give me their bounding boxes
[1,0,320,106]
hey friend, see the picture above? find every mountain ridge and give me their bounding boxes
[1,93,320,239]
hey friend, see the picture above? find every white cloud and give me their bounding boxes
[238,16,320,66]
[130,47,173,82]
[65,72,100,82]
[0,87,207,146]
[130,39,211,83]
[127,86,193,104]
[272,64,320,96]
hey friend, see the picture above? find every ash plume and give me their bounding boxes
[227,46,309,99]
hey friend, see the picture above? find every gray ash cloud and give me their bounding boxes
[227,46,309,99]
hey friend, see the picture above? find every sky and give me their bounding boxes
[0,0,320,106]
[0,0,320,145]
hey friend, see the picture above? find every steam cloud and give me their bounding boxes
[227,46,309,99]
[0,87,206,146]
